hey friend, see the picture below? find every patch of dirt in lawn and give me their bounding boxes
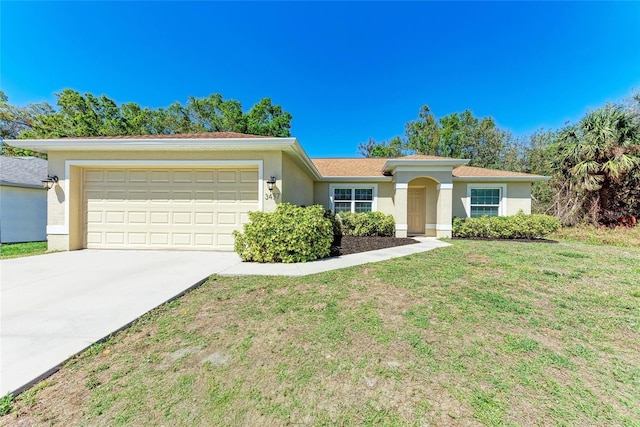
[331,235,419,256]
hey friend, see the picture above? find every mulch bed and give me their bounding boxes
[330,235,420,257]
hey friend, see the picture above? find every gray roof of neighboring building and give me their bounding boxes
[0,156,48,189]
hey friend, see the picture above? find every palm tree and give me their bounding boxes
[554,104,640,224]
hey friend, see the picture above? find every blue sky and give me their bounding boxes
[2,1,639,157]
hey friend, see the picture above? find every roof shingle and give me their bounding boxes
[311,157,545,179]
[0,156,48,188]
[452,165,542,178]
[311,158,387,177]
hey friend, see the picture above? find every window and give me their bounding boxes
[470,188,501,217]
[330,185,375,213]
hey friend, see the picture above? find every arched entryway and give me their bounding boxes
[407,177,439,236]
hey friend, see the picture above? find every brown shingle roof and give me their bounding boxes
[311,158,387,177]
[453,166,542,178]
[53,132,271,140]
[311,155,466,177]
[311,158,545,179]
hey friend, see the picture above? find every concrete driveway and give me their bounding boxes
[0,250,243,395]
[0,238,450,396]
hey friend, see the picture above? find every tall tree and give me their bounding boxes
[0,91,54,140]
[22,89,131,138]
[16,89,293,139]
[437,112,466,158]
[520,129,558,214]
[246,98,292,137]
[358,105,517,169]
[552,104,640,224]
[0,91,52,157]
[358,136,404,158]
[404,105,440,155]
[184,94,246,133]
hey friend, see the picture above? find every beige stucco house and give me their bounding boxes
[11,132,548,252]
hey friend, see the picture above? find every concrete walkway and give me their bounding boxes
[0,238,449,395]
[219,237,450,276]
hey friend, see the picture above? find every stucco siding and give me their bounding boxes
[0,185,47,243]
[313,182,330,207]
[452,182,468,218]
[377,182,395,214]
[505,182,533,215]
[453,181,533,218]
[281,153,314,206]
[45,150,285,251]
[313,181,394,214]
[396,170,453,185]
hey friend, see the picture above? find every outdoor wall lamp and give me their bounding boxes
[42,175,59,190]
[266,176,277,192]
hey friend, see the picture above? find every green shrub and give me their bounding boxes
[338,211,395,237]
[233,203,333,263]
[324,210,343,246]
[0,393,13,416]
[452,211,561,239]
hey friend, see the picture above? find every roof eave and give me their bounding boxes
[281,140,323,181]
[0,181,46,189]
[382,158,470,173]
[453,176,550,182]
[320,176,393,182]
[6,137,299,154]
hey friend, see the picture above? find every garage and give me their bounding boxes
[82,166,259,251]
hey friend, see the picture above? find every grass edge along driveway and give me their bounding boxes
[2,238,640,426]
[0,242,47,259]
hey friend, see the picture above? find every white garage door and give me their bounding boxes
[83,167,259,250]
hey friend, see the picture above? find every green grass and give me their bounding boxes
[0,395,13,417]
[0,241,47,259]
[552,224,640,247]
[3,238,640,426]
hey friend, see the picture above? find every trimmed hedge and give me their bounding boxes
[452,211,561,239]
[338,211,395,237]
[233,203,333,263]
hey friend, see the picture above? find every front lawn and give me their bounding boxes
[3,239,640,426]
[0,242,47,259]
[551,225,640,247]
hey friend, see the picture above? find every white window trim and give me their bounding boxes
[329,183,378,213]
[465,183,507,217]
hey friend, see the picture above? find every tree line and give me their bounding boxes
[359,95,640,226]
[0,89,292,142]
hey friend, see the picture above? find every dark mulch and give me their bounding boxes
[330,235,420,256]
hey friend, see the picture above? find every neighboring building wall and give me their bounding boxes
[452,181,533,218]
[45,150,285,251]
[281,153,314,206]
[0,185,47,243]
